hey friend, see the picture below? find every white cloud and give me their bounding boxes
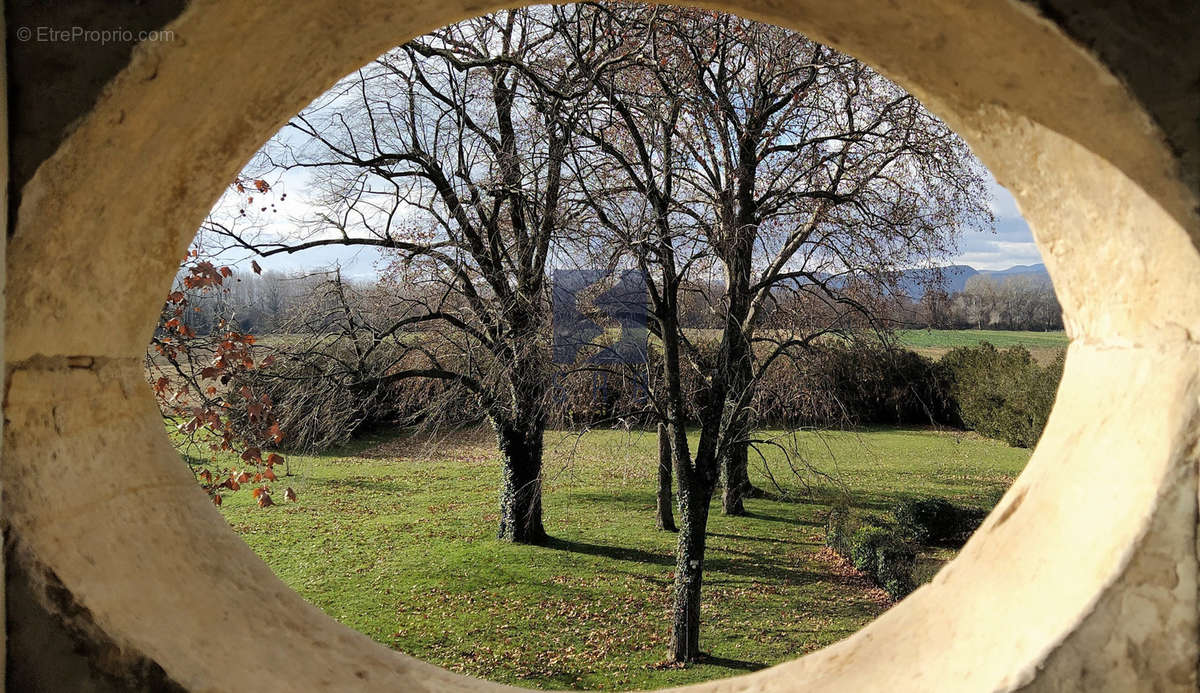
[987,178,1023,220]
[950,176,1042,270]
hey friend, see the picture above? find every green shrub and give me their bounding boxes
[875,540,917,599]
[895,496,961,544]
[826,504,892,563]
[827,492,1007,601]
[826,504,920,600]
[940,343,1062,448]
[824,503,854,556]
[894,495,990,547]
[822,343,955,426]
[557,339,955,430]
[849,525,892,576]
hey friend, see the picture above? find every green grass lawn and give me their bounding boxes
[216,426,1029,690]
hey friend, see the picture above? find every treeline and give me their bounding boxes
[163,264,1063,453]
[540,339,1061,448]
[171,268,1063,336]
[911,274,1062,331]
[168,270,329,336]
[231,331,1062,453]
[168,269,909,338]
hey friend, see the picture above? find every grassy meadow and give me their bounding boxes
[897,328,1067,364]
[216,425,1029,690]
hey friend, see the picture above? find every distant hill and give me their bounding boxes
[982,263,1049,277]
[565,263,1053,305]
[894,263,1050,299]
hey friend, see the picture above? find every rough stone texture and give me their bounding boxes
[4,0,188,217]
[2,0,1198,691]
[6,539,186,692]
[1032,0,1200,213]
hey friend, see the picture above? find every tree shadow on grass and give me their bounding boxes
[706,531,811,547]
[567,489,658,508]
[322,477,476,499]
[703,557,825,585]
[696,653,768,672]
[178,451,208,467]
[740,510,821,528]
[324,477,407,493]
[545,535,830,586]
[543,536,674,567]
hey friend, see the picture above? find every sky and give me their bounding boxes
[205,27,1043,280]
[202,9,1044,281]
[211,172,1042,280]
[204,168,390,281]
[956,178,1042,270]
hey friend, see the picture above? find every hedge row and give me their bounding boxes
[825,505,916,600]
[825,495,988,599]
[236,339,1063,453]
[553,340,1062,448]
[551,340,956,430]
[893,496,987,546]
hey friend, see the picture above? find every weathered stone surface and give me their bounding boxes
[4,0,188,215]
[2,0,1198,690]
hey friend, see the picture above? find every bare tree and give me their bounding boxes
[565,4,991,661]
[211,9,600,543]
[951,274,1061,330]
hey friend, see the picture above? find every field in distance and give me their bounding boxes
[898,329,1067,364]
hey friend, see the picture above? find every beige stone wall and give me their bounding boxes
[3,0,1198,690]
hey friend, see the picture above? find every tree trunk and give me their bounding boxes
[668,471,712,663]
[656,423,677,532]
[721,439,764,515]
[496,422,547,544]
[720,440,748,516]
